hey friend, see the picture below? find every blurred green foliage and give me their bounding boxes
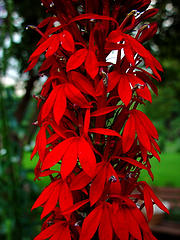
[0,0,180,239]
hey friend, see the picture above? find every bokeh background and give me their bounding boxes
[0,0,180,239]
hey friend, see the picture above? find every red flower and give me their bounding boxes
[27,1,167,240]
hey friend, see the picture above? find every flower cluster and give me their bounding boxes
[27,0,169,239]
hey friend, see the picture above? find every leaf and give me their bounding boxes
[42,138,74,170]
[80,205,103,240]
[78,137,96,177]
[89,128,121,138]
[61,140,78,179]
[66,48,88,72]
[118,74,132,106]
[60,30,75,52]
[122,114,135,153]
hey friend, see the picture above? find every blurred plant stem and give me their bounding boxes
[0,79,22,239]
[0,0,23,239]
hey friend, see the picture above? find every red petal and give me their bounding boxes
[143,187,153,222]
[107,29,124,43]
[125,208,142,240]
[66,48,88,72]
[91,106,121,117]
[59,181,73,216]
[80,205,103,240]
[120,157,148,170]
[30,36,54,60]
[106,164,121,195]
[143,183,169,214]
[131,111,151,151]
[31,180,59,210]
[34,223,62,240]
[138,22,158,43]
[37,17,54,28]
[61,199,89,215]
[53,87,67,125]
[40,86,59,121]
[37,125,47,160]
[98,203,113,240]
[61,140,78,179]
[130,206,156,239]
[136,85,152,103]
[122,114,135,153]
[45,35,60,58]
[111,205,129,240]
[42,138,74,170]
[89,128,121,138]
[84,108,90,136]
[60,30,75,52]
[107,71,120,92]
[65,83,90,108]
[69,71,96,98]
[90,164,107,206]
[124,44,135,66]
[78,137,96,177]
[41,184,60,219]
[85,50,99,79]
[70,171,92,191]
[137,8,159,22]
[118,74,132,106]
[59,226,71,240]
[133,110,158,139]
[25,56,39,72]
[69,13,118,26]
